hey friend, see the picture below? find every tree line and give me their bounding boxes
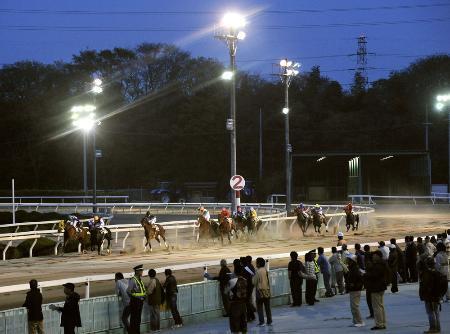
[0,43,449,199]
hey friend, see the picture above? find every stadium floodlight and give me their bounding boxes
[282,107,289,115]
[221,12,246,29]
[221,71,234,80]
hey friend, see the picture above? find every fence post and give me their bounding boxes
[85,279,90,299]
[29,238,38,258]
[266,258,270,271]
[3,240,12,260]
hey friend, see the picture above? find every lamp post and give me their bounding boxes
[90,78,102,213]
[215,12,246,212]
[279,59,300,213]
[435,93,450,194]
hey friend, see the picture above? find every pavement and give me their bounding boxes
[163,283,450,334]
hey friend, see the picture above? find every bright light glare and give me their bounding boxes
[237,31,246,40]
[92,86,103,94]
[280,59,287,67]
[71,105,96,113]
[316,156,326,162]
[380,155,394,161]
[436,94,450,102]
[222,13,246,29]
[282,107,289,115]
[221,71,234,80]
[93,78,102,86]
[286,61,292,67]
[71,105,97,132]
[436,102,444,111]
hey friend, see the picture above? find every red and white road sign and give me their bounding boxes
[230,175,245,191]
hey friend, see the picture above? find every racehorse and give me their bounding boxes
[140,218,169,252]
[89,227,112,255]
[58,220,89,254]
[196,215,220,243]
[218,215,237,245]
[310,209,328,234]
[293,207,312,236]
[233,215,247,236]
[344,211,359,232]
[246,216,263,235]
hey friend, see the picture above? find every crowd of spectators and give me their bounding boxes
[20,229,449,334]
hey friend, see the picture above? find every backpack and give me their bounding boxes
[231,277,247,301]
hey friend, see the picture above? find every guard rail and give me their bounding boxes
[349,194,450,205]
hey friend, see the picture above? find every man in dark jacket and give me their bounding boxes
[288,251,305,306]
[364,250,389,330]
[344,255,365,327]
[23,279,44,334]
[355,243,365,270]
[226,261,248,334]
[50,283,81,334]
[420,257,442,333]
[204,259,232,316]
[146,269,163,331]
[363,245,374,319]
[242,256,256,322]
[405,236,418,282]
[390,238,406,283]
[164,269,183,328]
[388,244,399,293]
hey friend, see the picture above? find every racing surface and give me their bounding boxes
[0,204,448,310]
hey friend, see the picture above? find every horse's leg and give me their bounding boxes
[196,231,200,243]
[227,232,232,244]
[161,234,169,249]
[156,235,161,247]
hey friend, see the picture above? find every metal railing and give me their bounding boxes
[349,194,450,205]
[0,195,129,204]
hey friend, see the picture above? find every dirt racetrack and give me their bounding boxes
[0,204,449,310]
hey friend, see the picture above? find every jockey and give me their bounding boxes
[220,207,230,219]
[313,203,323,216]
[67,215,82,233]
[198,206,211,221]
[337,231,347,246]
[344,202,354,214]
[249,207,258,220]
[93,215,107,234]
[233,207,245,220]
[144,211,159,231]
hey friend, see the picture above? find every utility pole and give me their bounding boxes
[259,108,263,181]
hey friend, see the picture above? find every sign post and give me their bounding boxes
[230,175,245,212]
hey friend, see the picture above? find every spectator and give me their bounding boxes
[430,236,437,246]
[425,236,437,257]
[146,269,163,332]
[127,265,146,334]
[253,257,272,327]
[49,283,81,334]
[23,279,44,334]
[163,269,183,328]
[364,250,389,331]
[341,244,351,258]
[390,238,406,283]
[344,254,365,327]
[388,244,399,293]
[317,247,334,297]
[363,245,374,319]
[115,272,130,333]
[420,257,442,333]
[417,237,425,255]
[242,256,256,322]
[445,230,450,257]
[355,243,365,270]
[405,236,418,283]
[329,247,345,295]
[311,249,321,301]
[378,241,389,261]
[288,251,305,306]
[304,251,318,305]
[225,261,248,334]
[434,242,449,302]
[204,259,231,316]
[337,232,347,246]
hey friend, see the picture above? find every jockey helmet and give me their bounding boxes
[221,207,228,212]
[250,207,255,211]
[298,203,304,208]
[315,204,320,208]
[198,206,205,212]
[94,215,99,221]
[337,232,344,238]
[146,211,151,216]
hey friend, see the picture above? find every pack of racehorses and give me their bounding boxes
[294,206,359,236]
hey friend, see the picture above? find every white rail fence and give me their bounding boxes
[0,195,129,204]
[349,194,450,205]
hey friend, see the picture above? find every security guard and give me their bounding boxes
[127,265,146,334]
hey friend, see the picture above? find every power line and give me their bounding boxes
[0,3,448,16]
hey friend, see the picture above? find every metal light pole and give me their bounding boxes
[279,59,300,213]
[436,93,450,194]
[215,13,246,212]
[91,78,102,213]
[83,133,87,196]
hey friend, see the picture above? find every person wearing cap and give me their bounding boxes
[115,272,130,333]
[387,244,399,293]
[163,269,183,328]
[378,241,389,261]
[127,265,146,334]
[337,232,347,247]
[23,279,44,334]
[344,254,365,327]
[49,283,81,334]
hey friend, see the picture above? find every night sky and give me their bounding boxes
[1,0,449,86]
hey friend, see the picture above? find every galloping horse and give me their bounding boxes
[293,207,312,236]
[233,214,247,236]
[246,216,263,235]
[58,220,89,254]
[344,211,359,232]
[310,209,328,234]
[218,215,237,245]
[140,217,169,252]
[196,215,220,243]
[89,227,112,255]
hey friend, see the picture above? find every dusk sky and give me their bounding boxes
[1,0,449,86]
